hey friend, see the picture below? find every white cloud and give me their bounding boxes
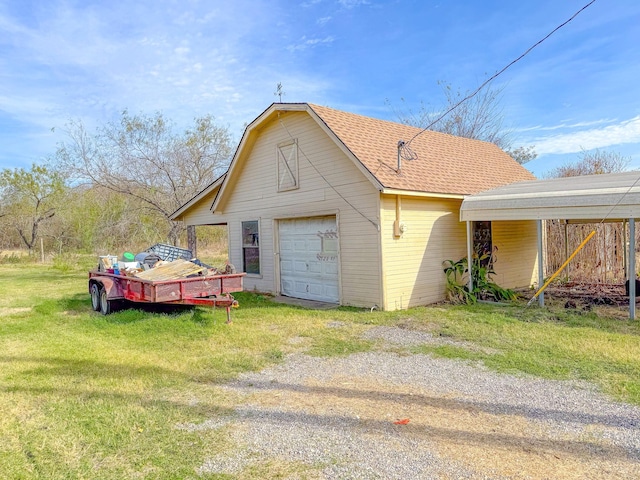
[337,0,369,8]
[532,116,640,155]
[317,16,332,25]
[515,118,615,133]
[287,35,334,52]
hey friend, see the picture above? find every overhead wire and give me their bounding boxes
[404,0,598,149]
[277,113,380,231]
[527,173,640,307]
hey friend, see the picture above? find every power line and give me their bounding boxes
[277,113,380,231]
[405,0,598,147]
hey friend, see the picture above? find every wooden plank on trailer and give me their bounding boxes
[134,259,206,281]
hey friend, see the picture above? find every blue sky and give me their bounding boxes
[1,0,639,177]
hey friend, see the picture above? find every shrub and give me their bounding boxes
[443,250,516,304]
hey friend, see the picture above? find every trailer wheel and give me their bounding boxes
[90,283,101,311]
[99,286,112,315]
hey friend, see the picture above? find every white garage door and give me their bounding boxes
[279,216,339,303]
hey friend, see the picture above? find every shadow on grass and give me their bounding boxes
[0,354,234,418]
[58,293,93,313]
[0,354,185,382]
[449,302,640,337]
[34,291,228,325]
[101,303,201,324]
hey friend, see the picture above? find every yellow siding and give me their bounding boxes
[222,112,382,307]
[380,195,467,310]
[178,189,227,226]
[491,220,538,288]
[380,199,538,310]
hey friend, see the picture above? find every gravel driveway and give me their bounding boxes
[186,326,640,479]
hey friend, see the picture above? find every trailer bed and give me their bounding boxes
[88,270,245,321]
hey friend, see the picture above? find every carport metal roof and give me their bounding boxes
[459,171,640,319]
[460,171,640,222]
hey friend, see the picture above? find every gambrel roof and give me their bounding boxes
[172,102,535,219]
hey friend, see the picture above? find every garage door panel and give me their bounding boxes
[294,281,309,295]
[325,285,339,299]
[308,238,322,250]
[293,240,307,251]
[280,239,293,252]
[308,262,322,274]
[279,216,339,303]
[280,259,294,274]
[294,260,308,273]
[324,263,338,275]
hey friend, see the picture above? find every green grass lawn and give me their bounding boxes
[1,260,640,479]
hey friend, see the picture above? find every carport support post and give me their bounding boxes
[629,218,636,320]
[537,220,544,307]
[466,221,473,294]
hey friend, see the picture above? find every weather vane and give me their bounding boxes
[274,83,285,102]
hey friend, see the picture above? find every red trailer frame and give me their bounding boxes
[88,270,245,322]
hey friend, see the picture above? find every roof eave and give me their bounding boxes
[305,105,385,192]
[170,173,226,221]
[212,103,386,212]
[381,188,465,200]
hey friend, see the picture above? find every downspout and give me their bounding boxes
[394,195,403,238]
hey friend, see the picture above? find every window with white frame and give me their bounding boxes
[277,139,299,191]
[242,220,260,275]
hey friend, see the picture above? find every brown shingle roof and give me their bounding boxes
[308,103,536,195]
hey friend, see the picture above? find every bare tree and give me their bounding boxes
[545,149,631,285]
[56,111,233,245]
[393,82,537,164]
[0,163,67,253]
[546,149,630,178]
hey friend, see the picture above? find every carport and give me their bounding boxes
[460,171,640,319]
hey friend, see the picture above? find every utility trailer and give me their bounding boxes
[88,270,245,322]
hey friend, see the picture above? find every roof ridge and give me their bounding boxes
[301,102,535,195]
[306,102,508,149]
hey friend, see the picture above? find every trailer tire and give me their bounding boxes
[90,283,101,311]
[99,286,112,315]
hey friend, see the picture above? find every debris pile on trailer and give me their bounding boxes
[89,243,244,320]
[96,243,236,280]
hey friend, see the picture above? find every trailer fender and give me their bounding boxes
[89,277,123,299]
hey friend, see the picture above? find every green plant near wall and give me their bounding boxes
[443,250,516,304]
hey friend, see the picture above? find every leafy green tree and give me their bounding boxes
[0,164,67,253]
[56,111,233,245]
